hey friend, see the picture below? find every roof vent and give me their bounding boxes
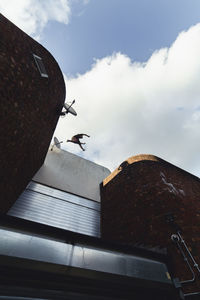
[33,54,48,78]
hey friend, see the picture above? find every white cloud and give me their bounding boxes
[56,23,200,176]
[0,0,71,38]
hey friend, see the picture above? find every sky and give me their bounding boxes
[1,0,200,176]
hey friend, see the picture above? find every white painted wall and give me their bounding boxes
[33,148,110,202]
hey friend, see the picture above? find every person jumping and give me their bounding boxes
[67,134,90,151]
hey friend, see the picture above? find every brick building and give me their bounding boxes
[101,154,200,295]
[0,13,65,212]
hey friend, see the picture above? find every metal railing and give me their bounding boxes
[172,231,200,298]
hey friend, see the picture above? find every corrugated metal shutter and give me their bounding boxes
[8,182,100,237]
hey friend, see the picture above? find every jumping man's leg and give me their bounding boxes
[78,142,85,151]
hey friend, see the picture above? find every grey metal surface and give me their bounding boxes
[0,297,46,300]
[8,182,100,237]
[0,291,123,300]
[0,228,172,285]
[71,246,170,283]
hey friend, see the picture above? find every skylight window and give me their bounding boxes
[33,54,48,78]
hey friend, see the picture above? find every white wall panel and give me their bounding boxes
[33,149,110,202]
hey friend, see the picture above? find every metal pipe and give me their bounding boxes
[184,291,200,297]
[176,241,195,284]
[177,231,200,273]
[171,234,195,284]
[171,232,200,298]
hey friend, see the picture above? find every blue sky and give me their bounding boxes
[1,0,200,176]
[41,0,200,76]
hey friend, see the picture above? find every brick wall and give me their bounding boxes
[101,154,200,292]
[0,14,66,212]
